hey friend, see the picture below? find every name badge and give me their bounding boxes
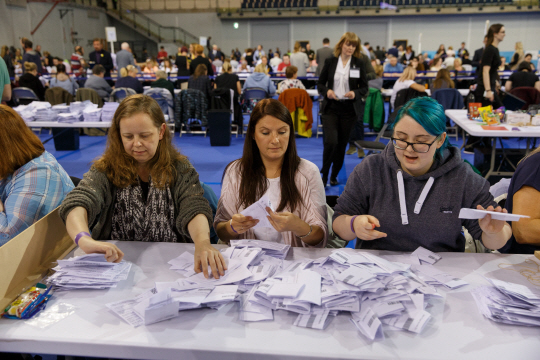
[350,69,360,78]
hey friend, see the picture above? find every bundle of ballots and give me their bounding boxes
[69,100,94,115]
[13,101,52,122]
[51,104,70,116]
[82,107,102,122]
[471,278,540,327]
[48,254,132,290]
[2,283,53,320]
[101,102,119,122]
[108,242,467,340]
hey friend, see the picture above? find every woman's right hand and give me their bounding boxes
[230,214,259,234]
[352,215,387,241]
[78,236,124,263]
[327,89,337,100]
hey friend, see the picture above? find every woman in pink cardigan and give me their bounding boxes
[214,99,327,247]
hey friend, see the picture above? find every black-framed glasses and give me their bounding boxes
[391,136,440,153]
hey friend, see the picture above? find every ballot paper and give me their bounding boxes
[458,208,530,222]
[82,107,102,122]
[240,195,274,229]
[411,247,441,265]
[108,245,451,339]
[49,254,131,289]
[106,288,157,327]
[471,280,540,327]
[101,102,120,122]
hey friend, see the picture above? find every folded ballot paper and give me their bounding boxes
[240,195,275,229]
[105,243,467,340]
[471,278,540,327]
[459,208,530,222]
[48,254,132,290]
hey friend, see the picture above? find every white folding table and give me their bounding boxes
[445,109,540,179]
[0,242,538,360]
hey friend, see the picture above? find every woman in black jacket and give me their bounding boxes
[317,32,369,186]
[18,62,46,101]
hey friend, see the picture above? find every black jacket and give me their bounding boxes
[317,56,369,117]
[89,50,114,78]
[472,47,483,69]
[189,56,214,76]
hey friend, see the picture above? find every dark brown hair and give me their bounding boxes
[0,105,45,178]
[285,65,298,79]
[93,95,186,188]
[486,24,504,47]
[432,69,455,90]
[235,99,302,213]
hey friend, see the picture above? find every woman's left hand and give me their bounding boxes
[194,241,227,279]
[344,91,355,99]
[0,199,4,213]
[266,207,303,233]
[477,205,508,234]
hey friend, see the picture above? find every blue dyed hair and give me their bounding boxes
[392,97,450,157]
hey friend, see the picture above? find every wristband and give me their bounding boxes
[74,231,91,246]
[229,219,238,234]
[350,215,359,234]
[297,224,313,239]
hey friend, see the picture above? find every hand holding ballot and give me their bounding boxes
[265,207,303,233]
[78,236,124,263]
[230,214,259,234]
[194,240,227,280]
[476,205,509,234]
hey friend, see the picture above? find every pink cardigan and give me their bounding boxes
[214,159,328,247]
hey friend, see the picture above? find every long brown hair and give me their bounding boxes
[334,32,361,58]
[93,95,186,188]
[486,23,504,47]
[235,99,302,212]
[432,69,455,90]
[0,105,45,178]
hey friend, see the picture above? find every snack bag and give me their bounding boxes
[468,102,482,118]
[484,113,500,126]
[3,283,52,319]
[479,105,494,123]
[493,106,506,119]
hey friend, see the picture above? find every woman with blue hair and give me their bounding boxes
[332,97,512,252]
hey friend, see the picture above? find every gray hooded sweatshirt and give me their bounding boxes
[333,143,497,252]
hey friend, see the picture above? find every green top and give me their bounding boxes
[151,78,175,97]
[0,57,11,101]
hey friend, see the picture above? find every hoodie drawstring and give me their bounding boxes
[397,170,435,225]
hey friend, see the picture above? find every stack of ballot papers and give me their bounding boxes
[82,107,102,122]
[35,107,56,122]
[101,102,119,122]
[13,102,52,122]
[69,100,93,115]
[471,278,540,327]
[57,112,82,123]
[107,242,467,340]
[48,254,132,290]
[51,104,70,116]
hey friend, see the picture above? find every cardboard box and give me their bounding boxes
[0,208,75,311]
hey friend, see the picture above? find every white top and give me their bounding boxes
[269,57,283,68]
[333,56,351,99]
[390,79,415,109]
[253,177,282,243]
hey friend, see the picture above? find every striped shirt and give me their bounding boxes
[0,152,74,246]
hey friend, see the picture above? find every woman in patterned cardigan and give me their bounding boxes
[60,94,226,279]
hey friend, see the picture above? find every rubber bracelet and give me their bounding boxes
[74,231,91,246]
[229,219,238,234]
[350,216,359,234]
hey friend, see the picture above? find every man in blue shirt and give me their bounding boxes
[383,55,404,74]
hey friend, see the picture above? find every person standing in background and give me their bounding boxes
[89,39,114,84]
[316,38,333,77]
[70,46,87,77]
[317,32,369,186]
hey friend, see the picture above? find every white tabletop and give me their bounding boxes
[381,89,469,97]
[445,110,540,137]
[26,121,112,128]
[0,242,538,360]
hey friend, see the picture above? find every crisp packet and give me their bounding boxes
[493,106,506,118]
[3,283,53,319]
[484,113,500,126]
[479,105,493,122]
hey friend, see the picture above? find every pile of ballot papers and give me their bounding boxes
[57,112,82,123]
[35,107,56,122]
[51,104,70,116]
[48,254,131,290]
[69,100,93,115]
[471,278,540,327]
[82,107,102,122]
[13,102,52,122]
[101,102,119,122]
[106,241,469,340]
